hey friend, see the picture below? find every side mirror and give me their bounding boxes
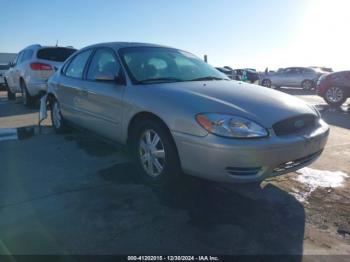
[94,73,125,85]
[95,73,115,82]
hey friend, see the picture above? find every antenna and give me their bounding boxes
[55,40,58,47]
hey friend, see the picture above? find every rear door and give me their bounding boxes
[55,49,93,126]
[288,68,303,86]
[79,48,125,141]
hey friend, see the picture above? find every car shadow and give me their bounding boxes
[99,162,305,257]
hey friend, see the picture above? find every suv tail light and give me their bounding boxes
[30,62,52,71]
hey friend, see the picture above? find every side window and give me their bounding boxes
[87,49,120,81]
[22,50,33,62]
[65,50,93,79]
[15,52,24,65]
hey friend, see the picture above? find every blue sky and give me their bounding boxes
[0,0,349,70]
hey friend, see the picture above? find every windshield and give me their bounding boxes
[119,47,228,84]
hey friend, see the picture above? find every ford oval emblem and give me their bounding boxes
[294,119,305,129]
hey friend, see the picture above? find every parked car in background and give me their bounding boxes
[0,63,10,91]
[238,68,260,83]
[5,44,76,106]
[316,71,350,106]
[215,67,234,79]
[222,67,260,83]
[260,67,325,90]
[45,42,329,184]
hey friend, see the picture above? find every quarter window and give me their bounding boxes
[87,49,120,81]
[15,52,24,65]
[22,50,33,62]
[65,50,93,79]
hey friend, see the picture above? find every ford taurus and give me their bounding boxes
[46,42,329,184]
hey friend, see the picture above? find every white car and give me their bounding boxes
[5,44,76,106]
[0,64,10,91]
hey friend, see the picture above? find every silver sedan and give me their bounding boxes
[46,42,329,184]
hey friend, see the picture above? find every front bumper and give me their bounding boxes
[172,120,329,183]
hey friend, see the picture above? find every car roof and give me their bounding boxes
[22,44,76,51]
[80,42,173,51]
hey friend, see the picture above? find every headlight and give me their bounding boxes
[196,113,268,138]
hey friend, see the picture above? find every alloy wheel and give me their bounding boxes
[326,87,344,103]
[262,79,271,87]
[302,80,312,90]
[139,129,166,177]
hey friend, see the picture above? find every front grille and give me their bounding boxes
[273,150,322,173]
[226,166,261,176]
[273,114,316,136]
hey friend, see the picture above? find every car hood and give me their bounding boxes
[162,80,317,128]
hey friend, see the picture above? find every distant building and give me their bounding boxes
[0,53,17,64]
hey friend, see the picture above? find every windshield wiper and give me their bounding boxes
[190,76,228,81]
[137,77,184,84]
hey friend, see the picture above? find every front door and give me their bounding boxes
[79,48,125,142]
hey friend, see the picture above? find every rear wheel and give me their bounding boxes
[5,80,16,101]
[50,99,66,133]
[20,80,35,107]
[261,79,271,88]
[302,80,313,90]
[324,86,347,107]
[131,119,182,185]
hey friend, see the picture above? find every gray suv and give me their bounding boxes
[5,44,76,106]
[260,67,324,90]
[44,42,329,184]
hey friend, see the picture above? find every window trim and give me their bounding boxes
[118,46,180,85]
[84,46,126,85]
[61,48,94,80]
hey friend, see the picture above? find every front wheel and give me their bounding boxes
[324,86,347,107]
[131,120,182,185]
[50,99,66,133]
[302,80,313,90]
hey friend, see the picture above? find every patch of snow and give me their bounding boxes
[293,167,348,203]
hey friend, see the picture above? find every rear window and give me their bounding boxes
[37,48,77,62]
[0,64,9,70]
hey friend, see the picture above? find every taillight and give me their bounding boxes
[30,62,52,71]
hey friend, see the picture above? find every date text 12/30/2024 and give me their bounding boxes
[127,256,220,261]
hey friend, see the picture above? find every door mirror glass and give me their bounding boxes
[94,73,125,85]
[94,73,116,82]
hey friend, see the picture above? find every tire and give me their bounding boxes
[301,80,313,90]
[130,119,182,185]
[50,99,66,133]
[20,80,35,107]
[261,79,271,88]
[5,80,16,101]
[323,86,347,107]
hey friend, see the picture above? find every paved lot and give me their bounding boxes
[0,89,349,257]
